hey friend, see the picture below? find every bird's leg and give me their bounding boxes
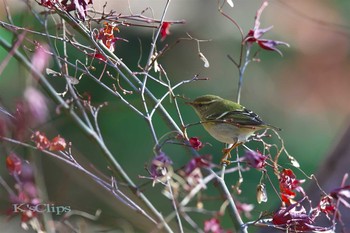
[221,142,243,165]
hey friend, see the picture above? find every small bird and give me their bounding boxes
[187,95,280,162]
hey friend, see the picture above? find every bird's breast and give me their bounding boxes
[202,122,257,144]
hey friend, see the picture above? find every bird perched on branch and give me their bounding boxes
[187,95,280,163]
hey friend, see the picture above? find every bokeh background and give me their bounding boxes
[1,0,350,232]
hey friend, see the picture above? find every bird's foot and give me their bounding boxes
[220,142,243,166]
[221,150,232,166]
[221,159,231,166]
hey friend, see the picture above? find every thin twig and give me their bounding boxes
[236,45,251,104]
[0,32,26,76]
[167,177,184,233]
[208,169,248,233]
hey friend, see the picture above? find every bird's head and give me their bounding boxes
[186,95,223,116]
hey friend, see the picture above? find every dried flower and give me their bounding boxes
[39,0,55,8]
[49,135,67,151]
[31,131,50,150]
[318,195,336,217]
[279,169,305,204]
[204,217,221,233]
[272,198,331,232]
[160,22,171,41]
[330,184,350,212]
[243,1,289,56]
[204,217,232,233]
[273,204,312,231]
[330,185,350,200]
[38,0,93,21]
[178,156,210,191]
[12,87,48,140]
[235,200,254,218]
[242,150,267,170]
[256,183,268,204]
[23,87,48,125]
[6,153,22,175]
[149,152,172,180]
[96,22,127,53]
[73,0,92,21]
[184,167,205,192]
[5,154,43,232]
[184,156,211,175]
[189,137,204,151]
[91,52,107,62]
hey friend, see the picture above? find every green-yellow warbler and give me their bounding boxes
[187,95,280,162]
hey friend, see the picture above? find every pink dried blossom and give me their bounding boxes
[243,1,289,56]
[149,152,172,179]
[279,169,305,204]
[6,153,22,175]
[189,137,204,150]
[160,22,171,41]
[49,135,67,151]
[242,150,267,170]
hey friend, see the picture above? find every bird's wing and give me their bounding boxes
[206,108,265,126]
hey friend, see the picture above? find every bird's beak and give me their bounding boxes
[185,101,194,106]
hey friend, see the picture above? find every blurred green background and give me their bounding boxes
[1,0,350,232]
